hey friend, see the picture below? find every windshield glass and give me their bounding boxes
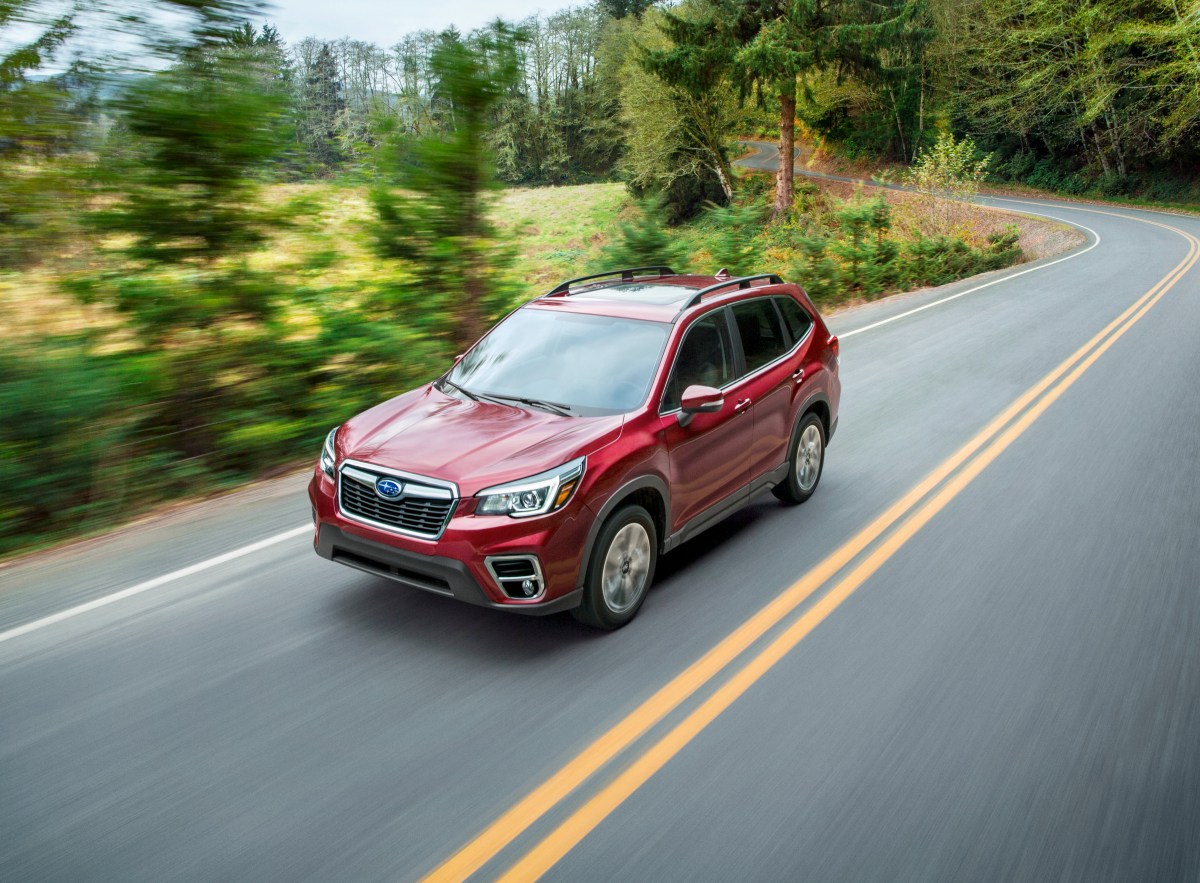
[446,308,670,416]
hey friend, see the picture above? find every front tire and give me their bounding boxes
[772,412,826,505]
[572,505,657,629]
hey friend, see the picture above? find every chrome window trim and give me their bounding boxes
[484,554,547,602]
[337,458,459,541]
[658,296,814,417]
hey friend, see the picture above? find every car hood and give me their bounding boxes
[339,385,625,495]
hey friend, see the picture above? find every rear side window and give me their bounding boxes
[663,312,735,411]
[775,296,814,344]
[731,299,789,373]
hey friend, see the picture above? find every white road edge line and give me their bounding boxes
[0,524,311,645]
[840,209,1101,339]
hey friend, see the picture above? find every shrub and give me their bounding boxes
[905,133,992,233]
[701,201,768,276]
[595,198,691,271]
[0,338,139,554]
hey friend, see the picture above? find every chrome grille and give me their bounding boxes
[338,463,456,539]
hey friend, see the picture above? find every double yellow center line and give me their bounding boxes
[426,206,1200,882]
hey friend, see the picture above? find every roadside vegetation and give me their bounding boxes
[1,0,1193,556]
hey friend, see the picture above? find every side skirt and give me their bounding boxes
[662,462,789,553]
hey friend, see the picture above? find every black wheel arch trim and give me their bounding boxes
[576,474,671,590]
[796,391,833,441]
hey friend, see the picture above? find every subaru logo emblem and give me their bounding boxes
[375,478,403,499]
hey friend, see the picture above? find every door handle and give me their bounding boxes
[734,398,752,413]
[792,367,805,383]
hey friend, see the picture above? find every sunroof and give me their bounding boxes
[570,283,699,305]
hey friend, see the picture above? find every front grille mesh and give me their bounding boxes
[339,469,455,539]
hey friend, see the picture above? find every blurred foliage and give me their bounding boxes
[698,202,769,277]
[594,198,691,271]
[0,1,88,267]
[89,51,291,266]
[0,294,450,555]
[0,337,130,551]
[370,27,521,351]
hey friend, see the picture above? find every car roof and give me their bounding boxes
[524,272,795,324]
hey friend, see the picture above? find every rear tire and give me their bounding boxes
[772,412,826,505]
[572,505,657,629]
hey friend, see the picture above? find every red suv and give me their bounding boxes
[309,267,840,628]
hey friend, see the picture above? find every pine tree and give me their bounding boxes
[299,42,344,168]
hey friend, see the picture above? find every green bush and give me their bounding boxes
[701,202,768,276]
[0,338,140,554]
[788,234,844,302]
[594,198,691,271]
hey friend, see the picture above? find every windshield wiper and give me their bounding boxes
[439,378,480,402]
[474,390,574,417]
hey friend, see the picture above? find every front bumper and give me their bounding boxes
[308,467,587,615]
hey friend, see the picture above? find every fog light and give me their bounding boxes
[486,555,544,600]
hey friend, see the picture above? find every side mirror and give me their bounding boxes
[678,384,723,427]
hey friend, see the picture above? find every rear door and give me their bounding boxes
[728,297,803,484]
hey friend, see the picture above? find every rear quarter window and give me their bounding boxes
[731,299,789,373]
[775,296,814,344]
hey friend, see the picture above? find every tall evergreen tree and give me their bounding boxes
[299,42,344,168]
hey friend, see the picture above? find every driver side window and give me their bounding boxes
[663,312,734,411]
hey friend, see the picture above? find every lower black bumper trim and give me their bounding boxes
[316,524,582,616]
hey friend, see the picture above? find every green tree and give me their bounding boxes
[599,0,658,19]
[370,27,521,351]
[905,131,991,231]
[932,0,1200,184]
[595,198,690,270]
[298,42,344,168]
[650,0,925,219]
[606,7,739,221]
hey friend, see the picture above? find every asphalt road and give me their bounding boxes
[2,154,1199,881]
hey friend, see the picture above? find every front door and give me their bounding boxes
[659,309,752,533]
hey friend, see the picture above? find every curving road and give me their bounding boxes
[2,148,1200,881]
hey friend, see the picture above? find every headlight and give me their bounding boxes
[320,427,338,477]
[476,457,585,518]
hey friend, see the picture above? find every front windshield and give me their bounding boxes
[445,308,670,416]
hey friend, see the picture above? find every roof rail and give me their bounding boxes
[543,266,676,297]
[679,274,783,310]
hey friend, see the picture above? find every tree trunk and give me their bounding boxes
[1106,112,1127,177]
[774,79,796,222]
[457,176,488,352]
[916,64,925,162]
[887,85,907,162]
[713,159,734,203]
[1091,126,1111,175]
